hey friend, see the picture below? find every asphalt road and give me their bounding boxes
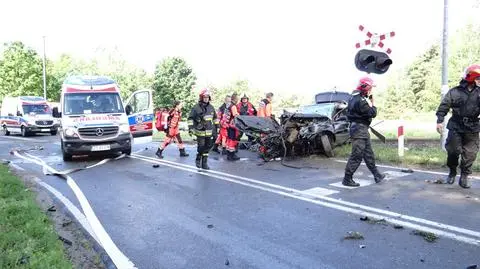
[1,133,479,269]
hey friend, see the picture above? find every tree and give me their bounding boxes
[0,42,44,102]
[152,57,197,115]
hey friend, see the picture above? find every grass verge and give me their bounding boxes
[334,143,480,172]
[0,164,72,269]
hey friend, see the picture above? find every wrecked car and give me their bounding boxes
[234,91,352,161]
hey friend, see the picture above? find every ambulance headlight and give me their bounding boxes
[27,120,36,126]
[119,124,130,134]
[64,128,77,137]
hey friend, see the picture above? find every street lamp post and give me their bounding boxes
[42,36,47,100]
[440,0,449,150]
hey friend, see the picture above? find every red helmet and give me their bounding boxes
[463,64,480,83]
[199,88,211,101]
[356,76,375,92]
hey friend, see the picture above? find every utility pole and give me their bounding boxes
[440,0,449,150]
[42,36,47,100]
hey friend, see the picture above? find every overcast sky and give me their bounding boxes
[1,0,478,97]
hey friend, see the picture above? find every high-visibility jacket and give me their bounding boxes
[237,102,256,116]
[257,99,272,117]
[188,102,219,137]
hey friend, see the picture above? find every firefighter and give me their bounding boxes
[436,64,480,188]
[188,88,219,170]
[342,77,385,187]
[237,94,257,147]
[212,95,231,154]
[155,101,189,159]
[257,92,274,118]
[225,93,241,161]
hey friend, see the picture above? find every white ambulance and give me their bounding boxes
[0,96,59,136]
[52,75,153,161]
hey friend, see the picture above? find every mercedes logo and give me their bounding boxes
[95,128,104,136]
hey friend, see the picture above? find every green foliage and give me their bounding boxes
[152,57,197,115]
[0,42,44,103]
[381,22,480,118]
[0,165,72,269]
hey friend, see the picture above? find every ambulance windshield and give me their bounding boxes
[22,104,51,115]
[64,93,124,115]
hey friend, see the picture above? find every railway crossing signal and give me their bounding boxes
[354,25,395,74]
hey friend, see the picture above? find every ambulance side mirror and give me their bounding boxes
[125,105,132,115]
[16,111,23,116]
[52,107,61,118]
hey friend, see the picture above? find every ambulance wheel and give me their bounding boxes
[2,126,10,136]
[321,134,334,158]
[21,126,29,137]
[61,142,73,162]
[123,147,132,156]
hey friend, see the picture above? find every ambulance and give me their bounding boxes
[52,75,153,161]
[0,96,59,136]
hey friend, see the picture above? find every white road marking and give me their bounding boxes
[334,159,480,180]
[301,187,339,197]
[131,153,480,244]
[13,152,137,269]
[32,177,99,243]
[9,163,25,171]
[329,179,374,189]
[330,170,409,188]
[130,155,480,246]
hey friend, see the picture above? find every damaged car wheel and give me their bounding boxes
[321,134,334,157]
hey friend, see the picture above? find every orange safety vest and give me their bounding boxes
[257,99,272,117]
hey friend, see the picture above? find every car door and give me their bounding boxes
[332,107,350,146]
[124,89,154,137]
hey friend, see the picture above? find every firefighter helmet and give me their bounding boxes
[241,94,249,101]
[357,77,375,92]
[463,64,480,83]
[199,88,211,101]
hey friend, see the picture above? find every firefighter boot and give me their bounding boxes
[459,174,471,189]
[444,169,456,184]
[342,175,360,187]
[227,151,240,161]
[201,156,210,170]
[374,172,386,183]
[155,148,164,159]
[195,154,202,168]
[221,148,228,155]
[212,144,220,154]
[179,148,189,157]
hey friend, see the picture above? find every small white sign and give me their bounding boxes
[91,145,111,151]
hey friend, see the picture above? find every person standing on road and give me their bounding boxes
[188,88,219,170]
[342,77,385,187]
[225,93,241,161]
[212,95,231,154]
[257,92,274,118]
[155,101,189,159]
[435,64,480,188]
[236,94,257,148]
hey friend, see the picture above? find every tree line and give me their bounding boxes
[378,22,480,119]
[0,42,306,116]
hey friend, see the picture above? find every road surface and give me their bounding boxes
[1,133,479,269]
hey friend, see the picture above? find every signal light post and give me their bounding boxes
[354,25,395,74]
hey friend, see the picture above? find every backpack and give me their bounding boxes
[155,111,169,131]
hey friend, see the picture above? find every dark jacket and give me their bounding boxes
[188,101,219,137]
[237,102,257,116]
[436,80,480,133]
[346,90,377,126]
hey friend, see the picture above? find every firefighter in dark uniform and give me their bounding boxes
[436,64,480,188]
[188,88,219,170]
[342,77,385,187]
